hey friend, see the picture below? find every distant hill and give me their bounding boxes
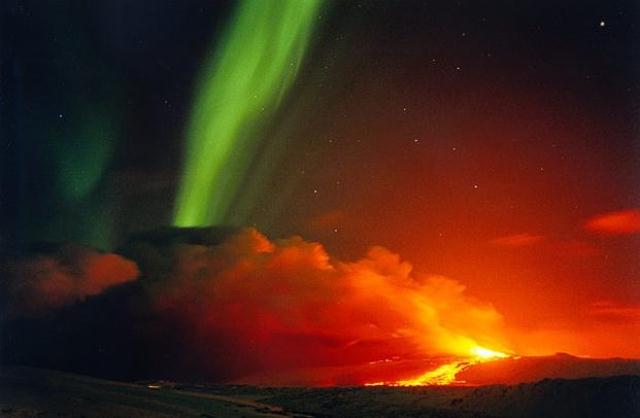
[458,353,640,385]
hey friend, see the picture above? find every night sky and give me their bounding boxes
[2,0,640,375]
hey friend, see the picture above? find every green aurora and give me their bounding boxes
[173,0,323,227]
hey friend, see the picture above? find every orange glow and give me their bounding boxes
[470,346,509,359]
[392,361,470,386]
[152,228,515,384]
[490,233,543,248]
[297,80,640,367]
[584,209,640,235]
[5,247,139,315]
[365,346,511,386]
[140,226,640,384]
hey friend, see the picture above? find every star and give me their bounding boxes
[599,20,606,27]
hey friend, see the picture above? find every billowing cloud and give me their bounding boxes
[490,233,544,248]
[2,245,139,315]
[149,228,507,382]
[584,209,640,235]
[1,228,508,384]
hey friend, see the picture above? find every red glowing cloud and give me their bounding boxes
[585,209,640,235]
[152,228,508,383]
[3,246,139,315]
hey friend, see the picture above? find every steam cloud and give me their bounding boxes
[1,228,507,384]
[2,245,139,315]
[585,208,640,235]
[149,228,507,381]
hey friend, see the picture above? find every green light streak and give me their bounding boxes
[52,108,115,202]
[174,0,323,227]
[45,103,121,249]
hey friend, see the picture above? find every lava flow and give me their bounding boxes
[366,346,510,386]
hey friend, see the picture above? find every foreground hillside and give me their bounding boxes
[0,366,638,418]
[258,376,640,418]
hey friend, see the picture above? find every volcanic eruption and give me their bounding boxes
[1,1,639,412]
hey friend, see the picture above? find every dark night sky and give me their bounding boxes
[2,0,640,358]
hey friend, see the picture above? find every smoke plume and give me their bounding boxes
[2,245,139,315]
[148,228,507,381]
[1,228,508,384]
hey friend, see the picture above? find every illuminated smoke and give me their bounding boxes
[150,228,509,383]
[2,245,139,315]
[584,208,640,235]
[1,228,510,384]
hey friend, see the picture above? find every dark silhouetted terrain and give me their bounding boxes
[1,366,638,418]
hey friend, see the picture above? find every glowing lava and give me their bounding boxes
[470,346,509,360]
[366,346,511,386]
